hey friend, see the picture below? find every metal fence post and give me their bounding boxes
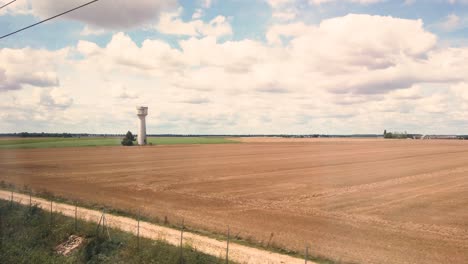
[305,246,309,264]
[137,209,140,251]
[50,201,53,226]
[74,203,78,232]
[0,210,3,250]
[226,226,230,264]
[180,219,184,264]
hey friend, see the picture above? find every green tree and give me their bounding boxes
[121,131,135,146]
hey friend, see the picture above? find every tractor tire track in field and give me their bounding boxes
[227,167,468,244]
[0,190,312,264]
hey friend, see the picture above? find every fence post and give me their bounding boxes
[10,190,13,207]
[137,209,140,251]
[180,218,184,264]
[74,203,78,232]
[305,246,309,264]
[226,226,230,264]
[96,213,103,237]
[29,191,32,210]
[102,210,105,236]
[104,210,111,240]
[50,201,53,226]
[0,209,3,250]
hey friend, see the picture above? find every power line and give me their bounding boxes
[0,0,16,10]
[0,0,99,40]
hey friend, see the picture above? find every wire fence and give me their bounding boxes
[1,189,314,264]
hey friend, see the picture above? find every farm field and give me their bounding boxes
[0,137,237,149]
[1,138,468,263]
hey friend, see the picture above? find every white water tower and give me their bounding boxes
[136,106,148,145]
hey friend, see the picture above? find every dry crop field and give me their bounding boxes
[1,138,468,263]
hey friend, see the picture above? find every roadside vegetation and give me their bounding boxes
[0,182,337,264]
[0,137,238,149]
[0,199,229,264]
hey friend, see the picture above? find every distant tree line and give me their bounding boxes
[383,130,422,139]
[0,132,124,138]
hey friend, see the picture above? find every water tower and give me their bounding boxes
[136,106,148,145]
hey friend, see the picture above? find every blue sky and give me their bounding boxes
[2,0,466,49]
[1,0,468,134]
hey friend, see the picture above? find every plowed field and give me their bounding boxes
[1,138,467,264]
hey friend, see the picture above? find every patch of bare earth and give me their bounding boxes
[1,139,468,263]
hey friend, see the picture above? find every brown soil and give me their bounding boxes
[1,139,468,264]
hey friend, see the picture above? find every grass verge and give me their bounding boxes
[0,198,231,264]
[0,182,340,264]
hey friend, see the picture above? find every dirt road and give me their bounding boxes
[1,139,468,263]
[0,190,309,264]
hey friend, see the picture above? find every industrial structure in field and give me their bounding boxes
[136,106,148,145]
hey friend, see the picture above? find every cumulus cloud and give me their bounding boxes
[309,0,384,4]
[3,13,468,134]
[0,48,67,92]
[201,0,213,8]
[265,0,296,8]
[2,0,177,29]
[266,0,384,6]
[80,25,107,36]
[39,88,73,109]
[437,14,462,32]
[116,88,139,100]
[265,0,298,22]
[75,15,466,97]
[156,9,232,38]
[180,97,211,104]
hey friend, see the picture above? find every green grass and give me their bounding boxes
[147,137,236,145]
[0,137,238,149]
[0,199,231,264]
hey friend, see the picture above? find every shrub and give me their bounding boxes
[121,131,135,146]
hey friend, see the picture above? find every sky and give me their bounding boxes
[1,0,468,135]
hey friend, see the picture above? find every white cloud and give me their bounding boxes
[63,14,468,133]
[39,88,74,109]
[156,9,232,38]
[265,0,296,8]
[309,0,384,4]
[114,86,140,100]
[266,22,313,44]
[202,0,213,8]
[0,48,68,92]
[80,25,108,36]
[2,0,177,29]
[192,8,204,19]
[272,10,297,21]
[0,0,30,15]
[3,14,468,134]
[437,14,461,32]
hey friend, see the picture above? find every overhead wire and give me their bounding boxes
[0,0,16,10]
[0,0,100,40]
